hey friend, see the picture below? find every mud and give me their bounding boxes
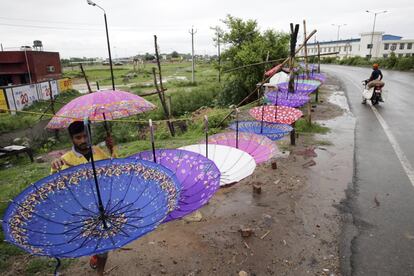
[61,75,355,276]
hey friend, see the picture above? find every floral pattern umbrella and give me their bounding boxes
[249,105,303,125]
[298,72,326,83]
[129,149,220,221]
[229,120,292,141]
[205,132,278,164]
[264,91,310,107]
[2,158,180,258]
[46,90,156,129]
[277,82,318,94]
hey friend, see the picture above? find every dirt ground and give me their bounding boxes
[60,75,354,276]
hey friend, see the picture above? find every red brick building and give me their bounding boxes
[0,50,62,86]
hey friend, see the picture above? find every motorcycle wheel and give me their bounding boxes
[371,94,379,105]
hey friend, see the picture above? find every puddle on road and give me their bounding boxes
[297,89,355,234]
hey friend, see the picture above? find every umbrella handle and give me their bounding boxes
[149,119,156,163]
[83,118,108,229]
[204,115,208,158]
[235,108,239,149]
[102,113,114,156]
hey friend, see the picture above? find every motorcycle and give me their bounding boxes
[362,80,383,105]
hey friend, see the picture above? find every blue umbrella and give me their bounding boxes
[229,120,292,141]
[2,157,181,258]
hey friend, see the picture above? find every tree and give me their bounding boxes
[216,15,290,106]
[144,53,155,61]
[171,51,180,58]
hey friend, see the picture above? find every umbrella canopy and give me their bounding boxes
[298,63,318,72]
[179,144,256,186]
[298,72,326,83]
[277,82,318,94]
[229,120,292,141]
[46,90,156,129]
[265,91,310,107]
[129,149,220,221]
[2,158,180,258]
[249,105,303,125]
[205,132,278,164]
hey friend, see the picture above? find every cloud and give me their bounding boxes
[1,0,413,58]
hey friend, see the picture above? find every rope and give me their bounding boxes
[0,100,261,126]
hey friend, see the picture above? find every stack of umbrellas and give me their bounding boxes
[3,69,327,272]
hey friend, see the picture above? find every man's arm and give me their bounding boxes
[379,70,383,80]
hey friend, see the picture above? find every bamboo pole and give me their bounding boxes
[152,68,175,136]
[303,20,311,126]
[153,35,175,136]
[289,23,300,146]
[154,35,165,102]
[79,64,92,93]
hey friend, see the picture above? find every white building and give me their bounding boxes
[302,32,414,59]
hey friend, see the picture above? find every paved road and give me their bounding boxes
[322,65,414,276]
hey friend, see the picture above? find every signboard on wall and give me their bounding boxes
[58,78,73,92]
[37,81,58,101]
[1,78,73,115]
[4,84,39,113]
[0,89,8,112]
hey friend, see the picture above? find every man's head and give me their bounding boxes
[373,63,379,70]
[68,121,88,152]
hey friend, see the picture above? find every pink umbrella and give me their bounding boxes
[249,105,303,125]
[46,90,156,129]
[205,132,279,164]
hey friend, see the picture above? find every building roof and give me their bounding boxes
[382,34,402,40]
[307,38,360,46]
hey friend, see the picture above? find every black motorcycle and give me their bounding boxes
[362,80,383,105]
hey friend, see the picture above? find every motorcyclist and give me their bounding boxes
[363,63,384,103]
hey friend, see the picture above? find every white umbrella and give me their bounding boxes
[179,144,256,186]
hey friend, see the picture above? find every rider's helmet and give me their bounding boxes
[373,63,379,69]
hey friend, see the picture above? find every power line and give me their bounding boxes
[0,22,101,31]
[0,16,187,31]
[0,16,101,27]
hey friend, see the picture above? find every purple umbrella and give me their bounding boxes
[277,82,318,94]
[265,90,310,107]
[298,73,326,83]
[129,149,220,221]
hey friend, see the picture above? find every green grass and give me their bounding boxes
[295,119,330,134]
[64,61,218,89]
[0,158,50,273]
[25,257,74,276]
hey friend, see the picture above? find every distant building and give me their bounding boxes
[0,49,62,86]
[301,32,414,59]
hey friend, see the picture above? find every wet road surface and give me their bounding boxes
[323,65,414,276]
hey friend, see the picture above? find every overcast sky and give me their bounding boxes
[1,0,413,58]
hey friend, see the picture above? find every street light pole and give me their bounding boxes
[87,0,115,90]
[366,10,387,59]
[331,24,346,57]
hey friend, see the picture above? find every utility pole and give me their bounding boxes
[331,24,346,57]
[366,10,387,59]
[189,27,197,83]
